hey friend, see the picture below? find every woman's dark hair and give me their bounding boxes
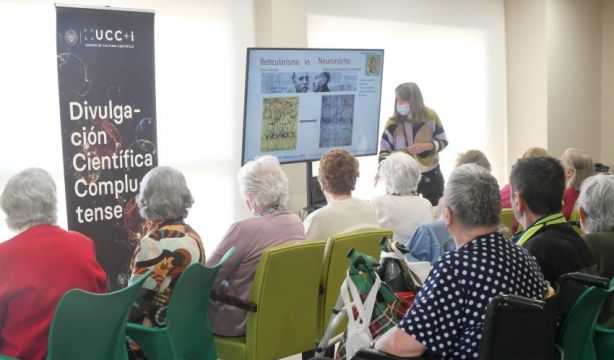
[510,156,565,215]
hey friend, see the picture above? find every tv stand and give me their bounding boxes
[305,161,326,214]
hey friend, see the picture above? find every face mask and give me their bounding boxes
[396,103,410,116]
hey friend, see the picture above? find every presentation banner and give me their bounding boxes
[56,5,157,289]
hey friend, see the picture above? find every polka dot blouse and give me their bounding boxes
[398,231,547,360]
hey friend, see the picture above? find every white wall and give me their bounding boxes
[0,0,512,246]
[547,0,601,158]
[504,0,605,169]
[504,0,548,169]
[253,0,310,216]
[307,0,508,192]
[0,0,255,254]
[601,0,614,167]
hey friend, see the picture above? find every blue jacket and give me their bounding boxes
[406,220,455,264]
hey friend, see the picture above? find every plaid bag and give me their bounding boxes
[334,240,421,360]
[335,296,413,360]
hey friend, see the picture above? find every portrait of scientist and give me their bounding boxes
[312,72,330,92]
[291,72,309,93]
[367,56,379,75]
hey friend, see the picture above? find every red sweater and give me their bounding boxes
[0,224,107,360]
[563,188,580,220]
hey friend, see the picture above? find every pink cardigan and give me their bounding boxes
[206,211,305,336]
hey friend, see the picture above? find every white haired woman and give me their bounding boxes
[375,164,546,359]
[578,174,614,326]
[0,168,106,360]
[207,155,305,336]
[371,152,433,244]
[128,166,205,328]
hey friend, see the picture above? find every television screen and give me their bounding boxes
[242,48,384,164]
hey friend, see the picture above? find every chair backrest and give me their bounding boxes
[556,272,610,325]
[245,240,325,360]
[568,207,583,235]
[500,208,515,237]
[46,270,152,360]
[165,247,235,359]
[317,228,393,339]
[558,276,614,360]
[478,294,556,360]
[583,232,614,326]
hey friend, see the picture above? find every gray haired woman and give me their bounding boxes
[207,155,305,336]
[371,152,433,244]
[0,168,106,359]
[578,173,614,326]
[128,166,205,328]
[375,164,546,359]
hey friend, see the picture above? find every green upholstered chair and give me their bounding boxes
[500,208,516,237]
[594,278,614,360]
[595,324,614,360]
[500,208,523,237]
[215,240,325,360]
[583,232,614,327]
[558,276,614,360]
[126,247,234,360]
[316,229,393,342]
[44,269,152,360]
[569,207,584,235]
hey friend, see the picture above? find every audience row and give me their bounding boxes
[1,145,612,360]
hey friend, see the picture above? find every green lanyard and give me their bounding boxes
[516,213,567,246]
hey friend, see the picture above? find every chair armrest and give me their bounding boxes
[554,344,564,360]
[558,272,609,288]
[210,291,257,312]
[595,324,614,334]
[594,325,614,360]
[352,349,435,360]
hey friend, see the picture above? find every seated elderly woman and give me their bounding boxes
[561,148,594,220]
[0,168,106,359]
[371,152,433,244]
[128,166,205,327]
[578,173,614,326]
[304,148,379,240]
[207,155,305,336]
[375,164,547,359]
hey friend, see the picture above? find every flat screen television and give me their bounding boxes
[241,48,385,164]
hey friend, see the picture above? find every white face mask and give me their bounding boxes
[396,103,410,116]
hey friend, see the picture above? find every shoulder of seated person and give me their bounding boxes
[234,213,291,228]
[538,224,582,240]
[524,230,576,251]
[584,231,614,243]
[433,247,461,264]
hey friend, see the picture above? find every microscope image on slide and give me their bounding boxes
[260,97,299,152]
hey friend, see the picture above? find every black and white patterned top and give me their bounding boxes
[398,231,547,360]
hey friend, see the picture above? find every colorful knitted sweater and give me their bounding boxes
[378,108,448,172]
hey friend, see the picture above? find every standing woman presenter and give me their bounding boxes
[378,82,448,205]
